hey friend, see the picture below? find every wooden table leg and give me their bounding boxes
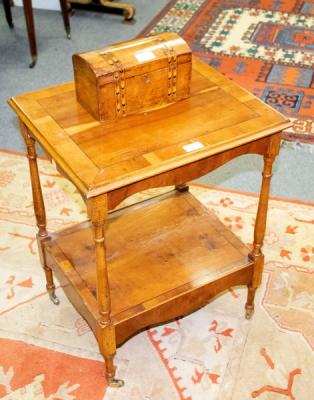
[246,134,281,319]
[3,0,14,28]
[59,0,71,39]
[87,195,124,387]
[19,121,60,305]
[22,0,37,68]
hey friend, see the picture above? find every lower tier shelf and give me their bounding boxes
[45,190,254,343]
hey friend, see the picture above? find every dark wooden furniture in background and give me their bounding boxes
[9,56,290,387]
[3,0,14,28]
[67,0,135,23]
[3,0,70,68]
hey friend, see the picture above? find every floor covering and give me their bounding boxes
[0,151,313,399]
[0,2,313,398]
[143,0,314,145]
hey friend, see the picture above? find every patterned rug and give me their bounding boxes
[0,150,313,399]
[142,0,314,145]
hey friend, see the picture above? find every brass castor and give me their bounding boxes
[66,28,71,40]
[29,55,37,68]
[108,378,125,388]
[245,305,254,319]
[49,292,60,305]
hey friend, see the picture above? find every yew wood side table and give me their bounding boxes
[9,57,290,387]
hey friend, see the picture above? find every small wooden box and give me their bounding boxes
[72,32,192,121]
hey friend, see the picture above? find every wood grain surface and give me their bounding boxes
[10,55,291,386]
[73,32,192,121]
[8,57,290,200]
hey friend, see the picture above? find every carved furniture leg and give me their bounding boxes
[59,0,71,39]
[87,195,124,387]
[99,0,135,22]
[246,134,280,319]
[22,0,37,68]
[20,121,60,305]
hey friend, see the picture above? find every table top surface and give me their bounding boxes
[9,57,290,198]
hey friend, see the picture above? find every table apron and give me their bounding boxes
[107,133,279,210]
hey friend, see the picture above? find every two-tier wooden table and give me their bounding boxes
[9,57,290,387]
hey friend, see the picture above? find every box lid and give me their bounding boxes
[72,32,192,85]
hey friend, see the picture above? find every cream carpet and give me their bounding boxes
[0,151,313,399]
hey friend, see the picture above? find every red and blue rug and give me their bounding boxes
[143,0,314,144]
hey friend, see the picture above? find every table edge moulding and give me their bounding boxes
[8,49,291,387]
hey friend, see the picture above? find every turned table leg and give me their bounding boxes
[22,0,37,68]
[87,195,124,387]
[20,121,59,305]
[246,134,280,319]
[59,0,71,39]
